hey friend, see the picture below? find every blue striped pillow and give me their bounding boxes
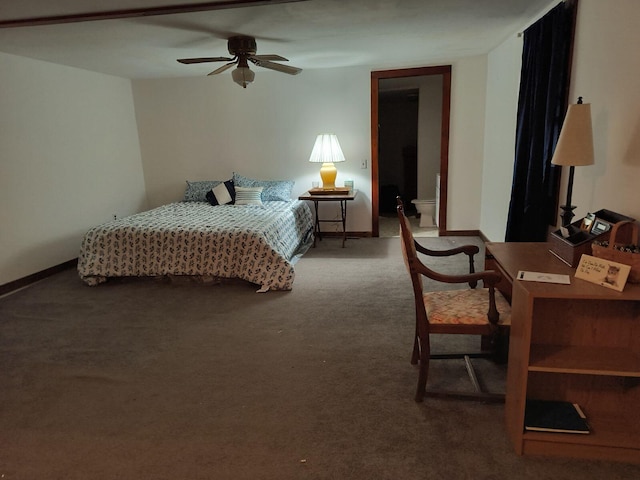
[234,186,264,206]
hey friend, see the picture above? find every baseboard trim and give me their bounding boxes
[0,259,78,297]
[439,229,482,237]
[478,231,491,243]
[320,231,372,238]
[323,230,481,239]
[319,230,483,238]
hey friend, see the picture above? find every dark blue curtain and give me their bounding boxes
[505,1,577,241]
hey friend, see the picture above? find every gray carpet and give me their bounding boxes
[1,237,638,479]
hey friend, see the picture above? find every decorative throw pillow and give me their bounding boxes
[232,172,294,202]
[183,180,223,202]
[234,186,264,206]
[206,180,235,206]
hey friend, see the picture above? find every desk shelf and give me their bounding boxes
[529,344,640,377]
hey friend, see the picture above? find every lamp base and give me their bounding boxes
[559,204,576,227]
[319,162,337,190]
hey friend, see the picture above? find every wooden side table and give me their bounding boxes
[298,190,357,247]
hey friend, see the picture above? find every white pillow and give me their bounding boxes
[234,186,264,206]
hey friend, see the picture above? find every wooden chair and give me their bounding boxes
[396,198,511,402]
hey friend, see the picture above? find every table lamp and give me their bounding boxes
[551,97,595,226]
[308,134,345,190]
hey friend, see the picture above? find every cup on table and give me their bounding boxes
[344,180,354,192]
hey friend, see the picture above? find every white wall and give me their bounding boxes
[133,58,488,233]
[480,35,522,241]
[0,52,146,285]
[565,0,640,223]
[480,0,640,241]
[447,56,488,230]
[132,67,373,232]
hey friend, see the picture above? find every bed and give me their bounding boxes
[77,176,314,291]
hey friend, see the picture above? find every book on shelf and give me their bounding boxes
[524,399,590,434]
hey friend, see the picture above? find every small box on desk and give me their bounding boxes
[549,209,634,267]
[549,228,597,267]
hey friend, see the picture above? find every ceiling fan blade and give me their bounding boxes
[252,54,289,62]
[208,62,236,76]
[177,57,233,64]
[249,58,302,75]
[135,18,291,44]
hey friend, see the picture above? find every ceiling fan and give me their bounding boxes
[177,36,302,88]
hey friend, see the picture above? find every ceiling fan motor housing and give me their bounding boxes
[228,36,257,56]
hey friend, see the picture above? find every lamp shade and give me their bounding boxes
[231,56,254,88]
[232,66,254,88]
[308,134,346,164]
[551,101,595,167]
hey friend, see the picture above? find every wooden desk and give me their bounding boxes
[486,242,640,464]
[298,190,357,247]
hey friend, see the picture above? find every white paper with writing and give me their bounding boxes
[517,271,571,284]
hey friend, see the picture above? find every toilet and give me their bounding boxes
[411,199,436,227]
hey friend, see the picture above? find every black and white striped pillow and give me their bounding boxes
[234,186,264,206]
[206,180,235,206]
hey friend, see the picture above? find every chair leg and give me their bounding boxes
[411,332,419,365]
[415,357,429,402]
[480,330,509,363]
[414,334,430,402]
[495,328,510,364]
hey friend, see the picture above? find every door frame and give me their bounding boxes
[370,65,451,236]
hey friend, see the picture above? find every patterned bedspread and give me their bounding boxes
[77,201,314,291]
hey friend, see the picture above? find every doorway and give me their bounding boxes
[371,66,451,237]
[378,88,419,216]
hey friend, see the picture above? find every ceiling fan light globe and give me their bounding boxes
[232,66,255,88]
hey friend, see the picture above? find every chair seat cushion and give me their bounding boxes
[423,288,511,326]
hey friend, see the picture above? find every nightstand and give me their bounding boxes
[298,190,357,247]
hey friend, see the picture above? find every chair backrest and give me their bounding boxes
[397,199,427,307]
[397,197,449,343]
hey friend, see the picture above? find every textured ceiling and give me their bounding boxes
[0,0,554,79]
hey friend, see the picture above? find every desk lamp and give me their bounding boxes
[308,134,345,190]
[551,97,595,226]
